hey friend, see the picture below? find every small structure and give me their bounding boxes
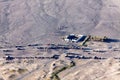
[63,34,108,46]
[64,34,86,43]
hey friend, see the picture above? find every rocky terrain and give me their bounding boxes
[0,0,120,80]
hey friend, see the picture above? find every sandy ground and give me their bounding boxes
[0,41,119,80]
[0,56,120,80]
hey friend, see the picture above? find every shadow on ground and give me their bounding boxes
[104,39,120,43]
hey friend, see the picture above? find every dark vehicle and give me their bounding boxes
[81,56,92,59]
[48,46,59,49]
[72,46,80,49]
[65,55,75,59]
[37,47,44,49]
[5,56,14,60]
[75,56,82,59]
[82,47,92,52]
[3,50,14,52]
[17,47,25,50]
[94,56,101,59]
[65,52,81,59]
[62,46,70,49]
[28,44,41,46]
[66,52,80,55]
[51,55,60,59]
[15,46,25,48]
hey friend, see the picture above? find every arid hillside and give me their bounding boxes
[0,0,120,45]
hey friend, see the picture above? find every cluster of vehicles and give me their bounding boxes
[1,34,119,61]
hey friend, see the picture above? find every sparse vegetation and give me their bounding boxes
[8,74,16,79]
[50,61,76,80]
[17,68,28,74]
[9,68,27,74]
[9,69,16,73]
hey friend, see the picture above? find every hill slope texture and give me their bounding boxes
[0,0,120,45]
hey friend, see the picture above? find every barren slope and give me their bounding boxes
[0,0,120,45]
